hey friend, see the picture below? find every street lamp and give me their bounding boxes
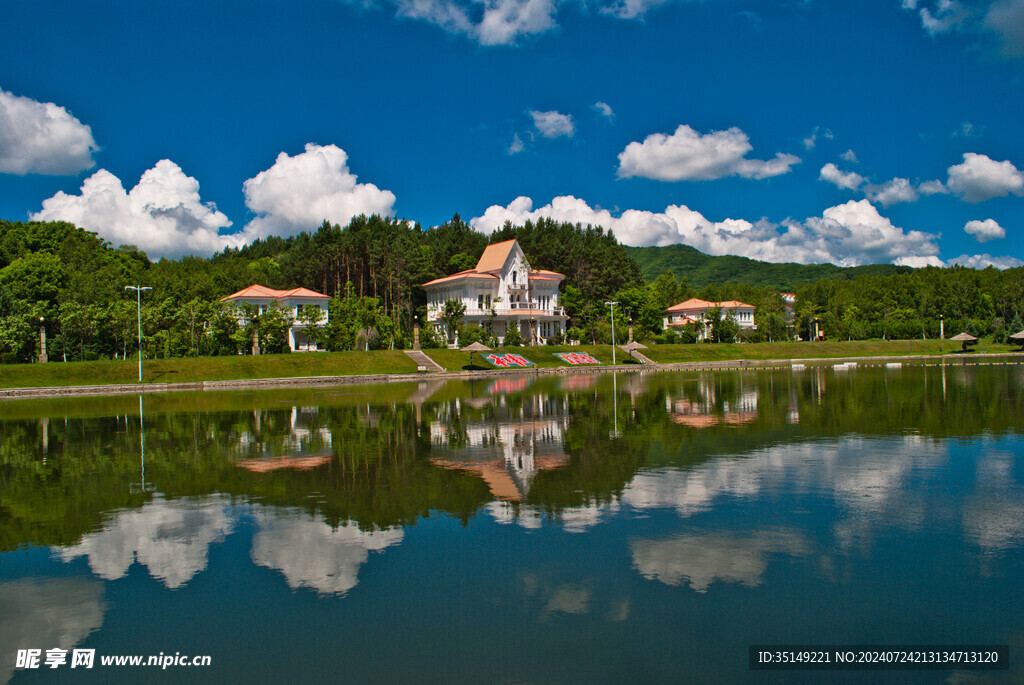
[125,286,152,382]
[605,301,618,365]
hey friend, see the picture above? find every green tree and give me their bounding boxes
[440,299,466,345]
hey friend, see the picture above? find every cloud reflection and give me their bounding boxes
[251,508,403,595]
[0,578,105,683]
[630,529,810,592]
[55,496,233,589]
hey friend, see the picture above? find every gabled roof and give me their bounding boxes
[422,239,565,288]
[666,297,754,312]
[221,284,330,301]
[422,271,500,287]
[475,239,518,273]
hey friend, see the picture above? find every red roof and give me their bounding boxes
[422,239,564,288]
[221,284,330,301]
[666,297,753,312]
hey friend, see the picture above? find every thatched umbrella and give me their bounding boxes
[1009,330,1024,348]
[621,340,648,362]
[950,331,978,352]
[462,341,491,369]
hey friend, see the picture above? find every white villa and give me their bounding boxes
[422,239,568,345]
[221,284,330,351]
[664,298,756,340]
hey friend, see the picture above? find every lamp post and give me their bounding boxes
[38,317,47,363]
[606,301,618,365]
[125,286,152,382]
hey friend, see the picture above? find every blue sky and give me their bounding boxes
[1,0,1022,267]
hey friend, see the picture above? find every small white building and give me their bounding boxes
[422,239,568,345]
[664,298,756,340]
[221,284,330,351]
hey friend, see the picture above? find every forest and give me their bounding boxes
[0,215,1021,363]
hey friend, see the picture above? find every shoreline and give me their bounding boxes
[1,350,1021,400]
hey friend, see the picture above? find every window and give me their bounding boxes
[478,294,484,310]
[486,294,491,308]
[511,271,517,284]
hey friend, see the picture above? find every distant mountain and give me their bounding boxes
[626,244,912,290]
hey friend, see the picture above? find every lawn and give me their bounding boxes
[643,339,1020,364]
[1,340,1019,390]
[0,350,420,389]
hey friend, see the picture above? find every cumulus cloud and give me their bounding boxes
[840,149,859,163]
[242,143,396,240]
[943,152,1024,202]
[963,218,1005,242]
[0,88,98,175]
[592,101,615,120]
[598,0,672,19]
[819,163,865,191]
[948,253,1024,269]
[529,110,575,138]
[471,195,943,267]
[864,177,919,206]
[32,160,237,259]
[617,124,800,182]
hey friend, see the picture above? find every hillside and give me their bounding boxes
[627,244,912,290]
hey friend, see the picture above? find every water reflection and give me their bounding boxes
[0,578,105,683]
[56,496,233,589]
[1,363,1022,682]
[428,393,570,501]
[630,529,811,592]
[251,508,403,595]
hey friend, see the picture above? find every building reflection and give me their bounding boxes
[427,393,570,502]
[234,406,333,472]
[664,374,760,427]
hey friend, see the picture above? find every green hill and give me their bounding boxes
[626,244,912,290]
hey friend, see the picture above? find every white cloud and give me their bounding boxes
[508,132,526,154]
[864,177,919,206]
[471,195,943,267]
[242,143,396,240]
[944,152,1024,202]
[32,160,237,259]
[948,253,1024,269]
[918,0,968,34]
[904,0,1024,58]
[819,163,865,191]
[0,88,98,175]
[592,101,615,120]
[387,0,558,44]
[918,179,949,195]
[840,149,859,163]
[802,125,833,150]
[529,110,575,138]
[963,218,1005,242]
[617,124,800,181]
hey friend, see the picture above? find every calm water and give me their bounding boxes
[1,362,1023,684]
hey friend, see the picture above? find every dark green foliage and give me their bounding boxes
[628,243,912,290]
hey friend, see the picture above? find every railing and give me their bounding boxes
[427,305,565,319]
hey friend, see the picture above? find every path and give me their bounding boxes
[620,346,657,364]
[404,349,445,372]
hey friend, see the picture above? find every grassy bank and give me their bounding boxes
[0,350,419,389]
[642,339,1020,364]
[0,340,1019,390]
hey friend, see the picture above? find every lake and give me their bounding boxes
[1,361,1023,683]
